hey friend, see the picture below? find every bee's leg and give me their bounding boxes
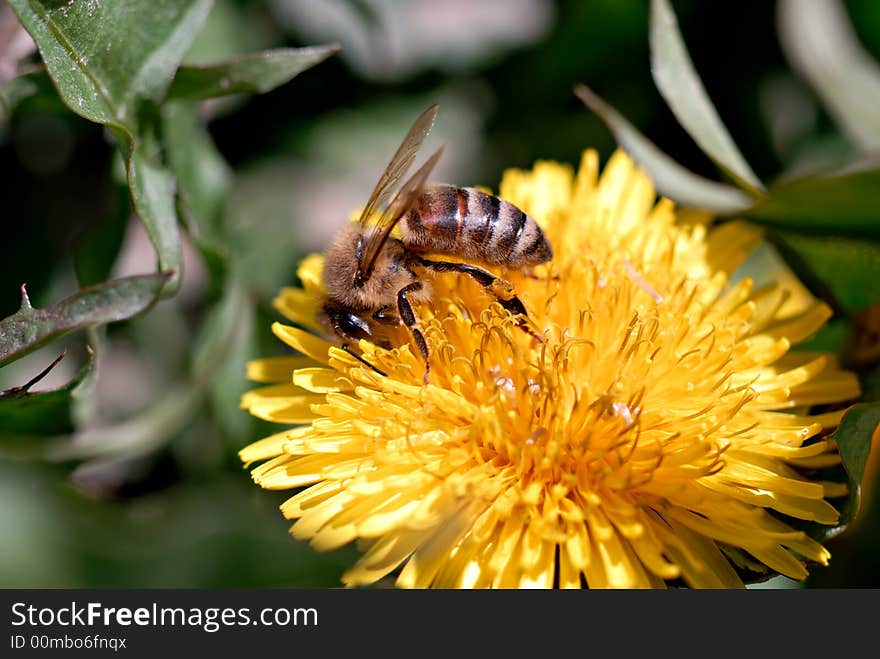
[397,282,431,384]
[417,257,543,343]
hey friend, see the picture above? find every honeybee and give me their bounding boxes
[319,104,552,382]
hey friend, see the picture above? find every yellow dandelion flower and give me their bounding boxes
[240,149,860,588]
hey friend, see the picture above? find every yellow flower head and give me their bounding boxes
[240,150,859,588]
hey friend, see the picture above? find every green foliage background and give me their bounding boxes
[1,0,878,588]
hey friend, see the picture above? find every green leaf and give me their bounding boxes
[0,350,95,436]
[167,44,340,101]
[27,278,256,463]
[778,0,880,151]
[747,165,880,238]
[162,102,232,253]
[574,84,754,214]
[7,0,213,130]
[8,0,214,296]
[649,0,764,192]
[793,318,851,354]
[774,232,880,313]
[825,403,880,539]
[0,273,171,368]
[126,145,183,291]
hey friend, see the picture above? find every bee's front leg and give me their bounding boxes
[397,282,431,384]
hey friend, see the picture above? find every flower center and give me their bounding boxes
[414,253,741,503]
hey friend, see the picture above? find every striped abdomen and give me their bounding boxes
[401,184,552,267]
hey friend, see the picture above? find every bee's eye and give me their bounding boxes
[338,312,372,341]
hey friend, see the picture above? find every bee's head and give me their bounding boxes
[320,305,373,342]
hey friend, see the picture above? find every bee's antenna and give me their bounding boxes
[341,344,388,377]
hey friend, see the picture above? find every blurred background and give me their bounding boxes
[1,0,879,588]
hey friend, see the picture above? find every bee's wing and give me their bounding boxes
[357,104,439,229]
[356,146,445,283]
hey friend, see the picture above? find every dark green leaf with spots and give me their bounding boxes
[0,273,171,368]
